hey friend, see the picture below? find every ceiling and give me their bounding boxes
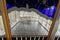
[6,0,59,8]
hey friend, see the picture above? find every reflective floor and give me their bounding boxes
[11,20,48,36]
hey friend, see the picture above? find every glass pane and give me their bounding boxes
[6,0,59,39]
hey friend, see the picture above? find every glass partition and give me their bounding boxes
[0,0,58,40]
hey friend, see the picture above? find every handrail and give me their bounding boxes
[47,0,60,40]
[0,0,12,40]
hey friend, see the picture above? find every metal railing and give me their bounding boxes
[0,36,60,40]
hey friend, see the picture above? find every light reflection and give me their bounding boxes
[51,6,55,10]
[38,6,56,18]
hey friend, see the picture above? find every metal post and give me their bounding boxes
[0,0,12,40]
[47,0,60,40]
[50,9,60,40]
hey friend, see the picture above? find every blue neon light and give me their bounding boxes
[38,6,56,18]
[7,4,13,9]
[7,4,56,18]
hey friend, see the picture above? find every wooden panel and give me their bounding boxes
[0,0,12,40]
[47,0,60,40]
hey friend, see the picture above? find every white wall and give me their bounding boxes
[0,16,5,35]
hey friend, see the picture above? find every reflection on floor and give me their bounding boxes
[11,20,48,36]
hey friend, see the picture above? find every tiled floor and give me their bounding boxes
[11,20,48,36]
